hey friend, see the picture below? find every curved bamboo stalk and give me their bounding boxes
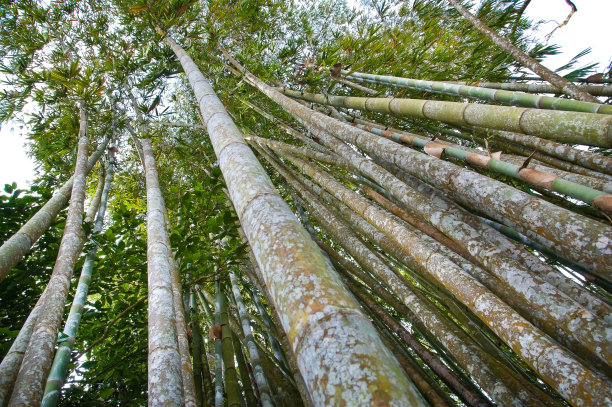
[342,70,612,114]
[164,35,426,406]
[8,103,92,407]
[0,135,110,281]
[41,159,114,407]
[446,0,599,103]
[348,122,612,214]
[464,81,612,97]
[279,87,612,147]
[229,269,274,407]
[212,282,224,407]
[283,151,611,406]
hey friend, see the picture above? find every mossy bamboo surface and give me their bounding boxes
[41,161,113,407]
[247,98,612,357]
[279,87,612,147]
[343,275,490,407]
[260,146,548,406]
[466,81,612,97]
[7,105,92,406]
[256,118,612,370]
[168,38,427,406]
[0,135,109,282]
[342,70,612,114]
[350,122,612,214]
[282,152,611,406]
[229,269,274,407]
[269,85,612,281]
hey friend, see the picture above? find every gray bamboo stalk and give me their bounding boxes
[141,137,184,406]
[341,273,489,407]
[8,103,91,406]
[229,269,274,407]
[462,81,612,97]
[0,135,110,281]
[342,70,612,114]
[259,146,550,406]
[446,0,599,103]
[253,121,612,371]
[264,85,612,280]
[163,35,426,406]
[346,121,612,214]
[279,87,612,147]
[41,158,114,407]
[280,151,611,406]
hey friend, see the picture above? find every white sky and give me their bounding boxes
[0,0,610,190]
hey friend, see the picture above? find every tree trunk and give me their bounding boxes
[446,0,599,103]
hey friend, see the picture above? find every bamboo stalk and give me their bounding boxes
[7,103,94,407]
[41,159,114,407]
[342,70,612,114]
[165,35,427,406]
[0,135,110,281]
[463,81,612,97]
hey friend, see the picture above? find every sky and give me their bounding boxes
[0,0,610,190]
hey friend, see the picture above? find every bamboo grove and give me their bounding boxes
[0,0,611,406]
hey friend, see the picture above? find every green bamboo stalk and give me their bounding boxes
[41,159,114,407]
[0,135,110,282]
[278,87,612,147]
[464,81,612,97]
[218,285,242,407]
[228,269,274,407]
[281,151,611,406]
[348,122,612,214]
[263,83,612,280]
[231,333,257,407]
[194,289,216,407]
[342,70,612,114]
